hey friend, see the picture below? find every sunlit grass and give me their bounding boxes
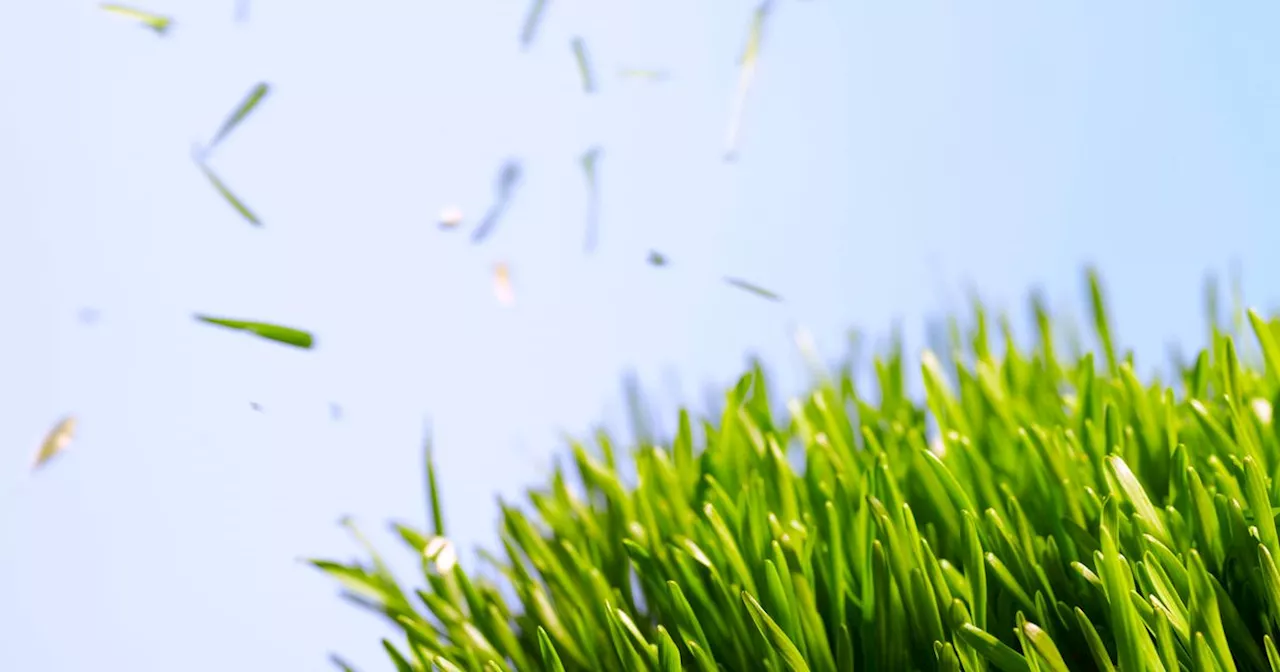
[314,270,1280,671]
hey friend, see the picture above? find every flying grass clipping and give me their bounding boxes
[33,416,77,471]
[724,0,774,161]
[100,4,172,35]
[194,315,315,349]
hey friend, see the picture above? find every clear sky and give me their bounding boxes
[3,1,1280,670]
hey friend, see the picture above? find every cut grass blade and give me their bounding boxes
[725,276,782,302]
[32,415,76,471]
[196,160,261,226]
[571,38,596,93]
[619,68,671,82]
[519,0,549,49]
[581,146,602,252]
[208,82,270,153]
[471,160,522,244]
[194,315,314,349]
[724,0,773,161]
[100,4,172,35]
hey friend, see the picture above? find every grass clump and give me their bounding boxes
[314,271,1280,671]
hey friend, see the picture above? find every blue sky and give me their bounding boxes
[3,1,1280,670]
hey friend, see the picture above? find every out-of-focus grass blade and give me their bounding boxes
[208,82,270,152]
[520,0,548,49]
[32,416,76,471]
[329,654,359,672]
[571,38,596,93]
[100,4,172,35]
[581,146,602,252]
[724,0,773,161]
[619,68,670,82]
[725,276,782,302]
[647,250,669,267]
[471,160,522,244]
[196,161,262,226]
[493,263,516,307]
[423,425,445,537]
[194,315,314,349]
[1249,308,1280,386]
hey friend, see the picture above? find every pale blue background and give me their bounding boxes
[3,1,1280,669]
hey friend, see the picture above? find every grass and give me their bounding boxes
[313,269,1280,671]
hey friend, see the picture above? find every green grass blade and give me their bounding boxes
[208,82,270,152]
[742,591,811,672]
[100,4,171,34]
[194,315,314,349]
[196,161,262,226]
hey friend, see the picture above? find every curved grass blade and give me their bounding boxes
[329,654,359,672]
[581,146,602,252]
[724,0,774,161]
[33,415,77,471]
[471,160,522,244]
[194,315,314,349]
[100,4,172,35]
[537,627,567,672]
[196,161,261,226]
[571,38,596,93]
[742,591,811,672]
[725,276,781,302]
[208,82,270,153]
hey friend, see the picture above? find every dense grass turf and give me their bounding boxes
[314,271,1280,671]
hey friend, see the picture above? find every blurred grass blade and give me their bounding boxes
[424,425,445,537]
[725,276,782,302]
[32,415,76,471]
[471,160,522,244]
[581,146,602,252]
[725,0,773,160]
[328,654,359,672]
[571,38,596,93]
[620,68,670,82]
[647,250,669,267]
[196,161,261,226]
[520,0,548,49]
[208,82,270,152]
[194,315,314,349]
[100,4,171,34]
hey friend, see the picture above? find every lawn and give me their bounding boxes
[315,271,1280,672]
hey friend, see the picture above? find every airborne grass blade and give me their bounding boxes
[724,0,773,161]
[32,416,77,471]
[519,0,549,49]
[194,315,314,349]
[571,38,596,93]
[208,82,270,153]
[100,4,172,35]
[471,160,522,244]
[196,161,261,226]
[725,276,782,302]
[581,146,602,252]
